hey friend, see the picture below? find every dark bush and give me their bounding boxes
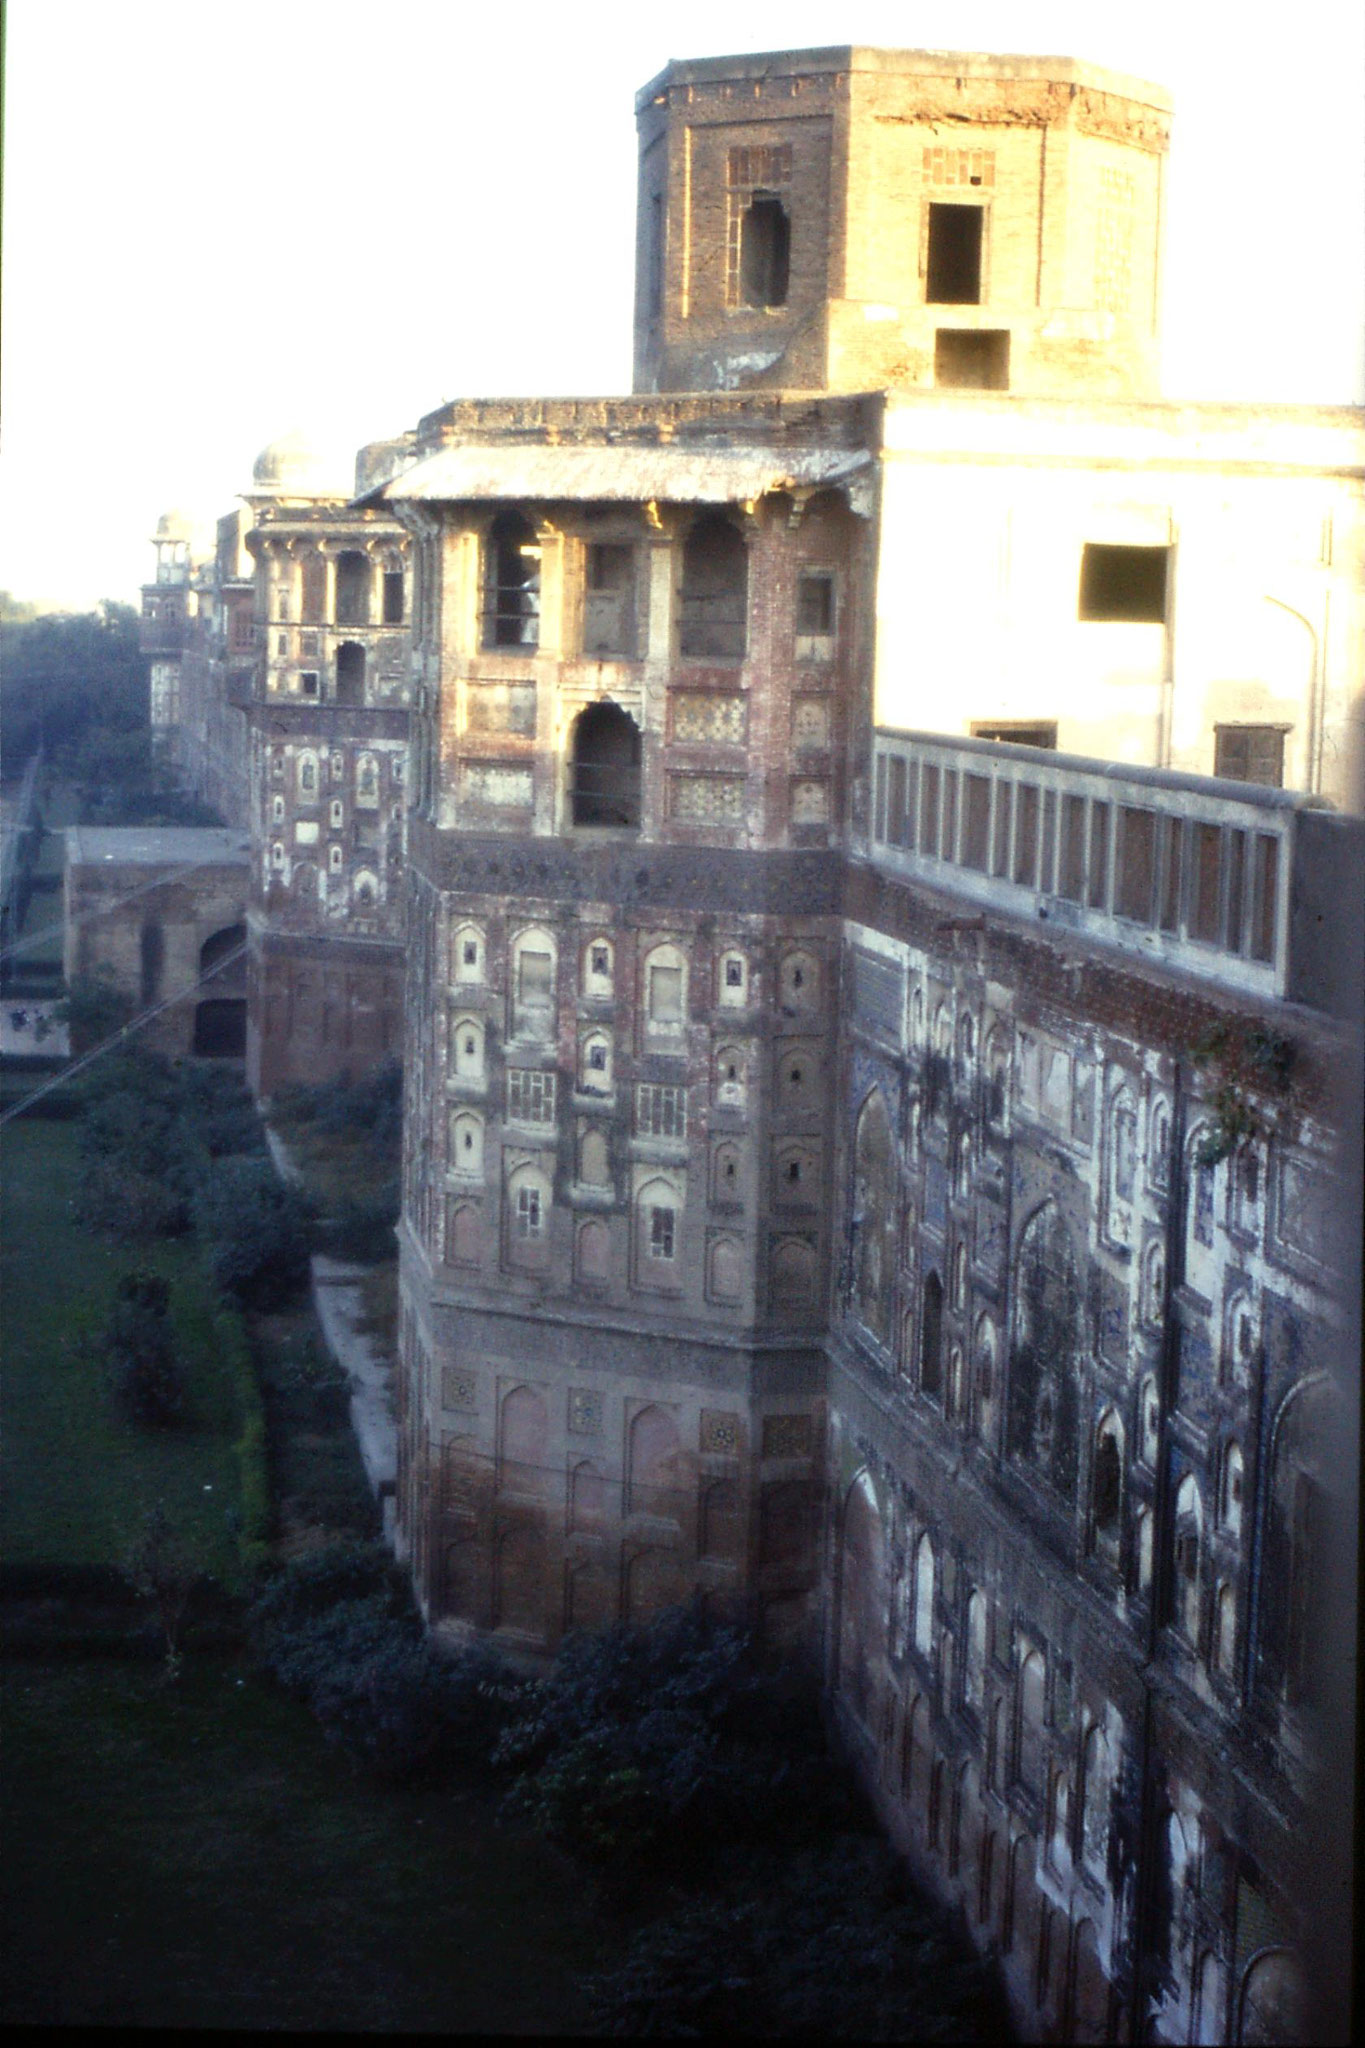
[276,1061,402,1157]
[248,1545,522,1780]
[77,1155,192,1241]
[585,1836,1012,2040]
[103,1270,186,1425]
[319,1180,400,1263]
[193,1157,314,1307]
[496,1606,851,1876]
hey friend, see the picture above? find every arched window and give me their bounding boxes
[499,1384,548,1496]
[954,1130,973,1203]
[779,949,819,1012]
[711,1142,743,1202]
[445,1201,479,1265]
[569,702,641,828]
[850,1090,896,1346]
[297,750,319,798]
[714,1043,746,1108]
[921,1271,943,1397]
[913,1532,934,1656]
[708,1234,744,1302]
[1220,1441,1245,1537]
[450,1015,484,1082]
[1017,1648,1046,1791]
[1188,1130,1218,1250]
[965,1591,988,1709]
[506,1164,551,1267]
[582,936,613,997]
[1214,1582,1237,1676]
[1175,1474,1203,1644]
[985,1027,1010,1127]
[570,1459,606,1529]
[1107,1087,1138,1243]
[1092,1414,1123,1539]
[576,1217,610,1283]
[946,1344,965,1421]
[679,515,747,661]
[1135,1505,1154,1593]
[636,1177,682,1282]
[1142,1239,1166,1327]
[1080,1725,1110,1872]
[975,1316,997,1423]
[579,1029,613,1093]
[355,752,379,807]
[483,512,540,648]
[448,1110,483,1179]
[717,949,749,1006]
[453,922,484,984]
[771,1236,816,1307]
[629,1403,683,1519]
[327,843,343,874]
[776,1144,816,1202]
[950,1239,968,1312]
[335,550,370,627]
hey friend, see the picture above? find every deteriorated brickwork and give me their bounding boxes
[634,48,1169,399]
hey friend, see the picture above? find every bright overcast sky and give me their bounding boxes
[2,0,1362,613]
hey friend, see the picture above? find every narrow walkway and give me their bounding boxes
[265,1124,399,1547]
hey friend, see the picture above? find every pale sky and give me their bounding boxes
[2,0,1362,613]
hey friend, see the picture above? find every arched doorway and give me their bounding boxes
[193,923,246,1057]
[569,702,641,827]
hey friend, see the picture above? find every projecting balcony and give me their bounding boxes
[869,729,1363,1013]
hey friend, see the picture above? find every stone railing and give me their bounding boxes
[869,729,1362,1013]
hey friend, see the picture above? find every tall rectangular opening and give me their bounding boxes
[926,204,983,304]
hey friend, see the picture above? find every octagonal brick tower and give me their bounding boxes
[633,47,1171,398]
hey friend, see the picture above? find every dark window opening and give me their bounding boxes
[591,945,610,976]
[1251,834,1280,963]
[926,204,983,304]
[484,512,541,650]
[740,193,790,308]
[1093,1433,1121,1532]
[301,671,319,697]
[570,701,641,829]
[797,572,835,637]
[1191,823,1223,944]
[680,516,748,661]
[935,329,1009,389]
[382,570,405,625]
[971,721,1057,750]
[335,641,365,707]
[1214,725,1286,788]
[1078,544,1169,623]
[335,550,371,627]
[193,998,246,1058]
[725,958,744,988]
[583,543,637,658]
[301,555,327,624]
[921,1271,943,1397]
[463,940,478,966]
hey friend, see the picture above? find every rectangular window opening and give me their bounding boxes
[1087,803,1110,910]
[888,756,907,847]
[991,783,1013,878]
[963,774,991,872]
[382,571,405,625]
[1251,834,1280,963]
[796,571,835,638]
[1013,784,1039,887]
[941,770,959,862]
[1078,544,1169,623]
[1214,725,1287,788]
[1191,824,1223,944]
[1159,817,1184,933]
[935,329,1009,389]
[1059,794,1086,902]
[1225,828,1248,954]
[926,203,983,304]
[920,764,940,856]
[584,543,637,659]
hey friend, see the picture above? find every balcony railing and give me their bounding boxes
[870,729,1361,1011]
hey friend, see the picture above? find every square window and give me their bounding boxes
[1078,545,1169,623]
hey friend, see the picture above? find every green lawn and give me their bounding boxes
[1,1657,608,2033]
[0,1119,244,1581]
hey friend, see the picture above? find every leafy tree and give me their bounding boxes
[585,1837,1013,2040]
[192,1156,314,1307]
[496,1606,851,1877]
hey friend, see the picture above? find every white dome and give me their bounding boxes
[250,429,349,496]
[154,507,194,542]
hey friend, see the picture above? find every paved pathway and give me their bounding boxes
[265,1125,399,1547]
